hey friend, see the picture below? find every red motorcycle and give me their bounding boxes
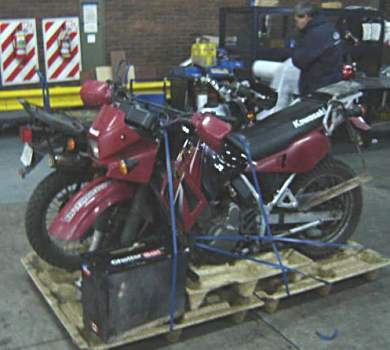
[30,78,370,270]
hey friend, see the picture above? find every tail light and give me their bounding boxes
[342,64,356,80]
[67,137,76,151]
[20,126,32,144]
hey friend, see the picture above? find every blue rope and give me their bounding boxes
[237,135,291,295]
[162,123,179,331]
[36,70,51,112]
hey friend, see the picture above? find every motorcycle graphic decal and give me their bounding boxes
[64,181,110,222]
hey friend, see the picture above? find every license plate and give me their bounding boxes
[20,143,34,167]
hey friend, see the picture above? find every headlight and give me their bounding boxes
[89,140,100,159]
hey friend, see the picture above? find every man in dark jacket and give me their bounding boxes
[292,1,343,95]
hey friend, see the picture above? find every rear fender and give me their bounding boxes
[348,117,371,132]
[254,130,330,173]
[48,176,135,241]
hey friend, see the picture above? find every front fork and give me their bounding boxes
[85,186,157,252]
[87,207,114,251]
[88,230,104,252]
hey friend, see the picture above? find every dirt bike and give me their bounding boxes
[25,75,368,271]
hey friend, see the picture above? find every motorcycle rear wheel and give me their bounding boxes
[292,156,362,259]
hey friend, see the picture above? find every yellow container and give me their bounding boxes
[321,1,342,9]
[191,40,217,68]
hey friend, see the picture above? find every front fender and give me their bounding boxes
[48,176,135,241]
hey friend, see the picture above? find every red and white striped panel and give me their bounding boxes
[0,19,39,86]
[42,17,82,83]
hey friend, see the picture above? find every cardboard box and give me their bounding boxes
[95,66,113,82]
[110,50,127,78]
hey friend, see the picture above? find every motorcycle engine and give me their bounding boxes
[195,145,262,259]
[196,199,241,253]
[195,183,263,260]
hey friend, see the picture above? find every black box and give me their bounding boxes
[81,247,188,342]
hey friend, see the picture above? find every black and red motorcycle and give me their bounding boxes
[21,76,369,271]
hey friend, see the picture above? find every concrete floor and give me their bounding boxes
[0,130,389,350]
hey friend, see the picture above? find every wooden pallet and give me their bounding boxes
[186,248,312,310]
[256,245,390,313]
[21,244,390,350]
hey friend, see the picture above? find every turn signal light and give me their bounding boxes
[247,112,255,122]
[20,126,33,143]
[119,160,128,175]
[67,138,76,151]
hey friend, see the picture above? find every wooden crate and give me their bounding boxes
[21,243,390,350]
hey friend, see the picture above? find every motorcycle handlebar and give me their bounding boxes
[206,78,269,108]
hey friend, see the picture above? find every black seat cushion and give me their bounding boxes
[227,98,327,160]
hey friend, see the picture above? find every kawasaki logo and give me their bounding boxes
[292,107,327,129]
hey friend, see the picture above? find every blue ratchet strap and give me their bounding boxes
[161,121,179,331]
[36,70,51,112]
[237,135,291,295]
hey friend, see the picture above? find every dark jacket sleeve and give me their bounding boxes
[292,27,335,70]
[257,47,293,61]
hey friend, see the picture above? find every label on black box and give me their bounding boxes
[110,248,166,267]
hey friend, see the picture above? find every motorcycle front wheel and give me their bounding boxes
[25,171,94,271]
[292,156,363,259]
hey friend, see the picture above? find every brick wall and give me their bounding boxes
[0,0,79,18]
[105,0,246,78]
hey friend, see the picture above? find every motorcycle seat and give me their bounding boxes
[227,98,327,160]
